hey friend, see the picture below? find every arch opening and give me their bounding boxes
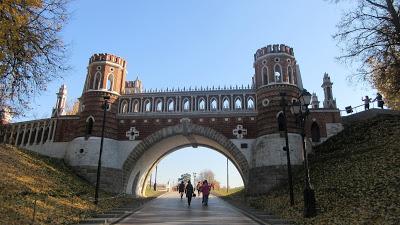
[141,146,245,197]
[122,123,250,197]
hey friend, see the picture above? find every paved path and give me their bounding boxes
[115,192,260,225]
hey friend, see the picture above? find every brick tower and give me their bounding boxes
[250,44,305,194]
[79,53,127,139]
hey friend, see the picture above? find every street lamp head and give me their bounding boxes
[300,89,312,106]
[103,95,111,100]
[290,100,301,115]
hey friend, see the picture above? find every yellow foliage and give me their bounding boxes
[0,145,138,225]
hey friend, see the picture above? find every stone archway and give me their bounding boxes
[122,120,250,196]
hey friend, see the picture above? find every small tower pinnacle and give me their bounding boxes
[52,84,67,117]
[311,92,320,109]
[321,73,337,109]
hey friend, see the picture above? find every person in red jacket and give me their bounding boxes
[201,180,211,206]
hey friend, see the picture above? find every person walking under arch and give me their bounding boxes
[196,181,202,197]
[185,180,194,206]
[178,181,185,199]
[202,180,211,206]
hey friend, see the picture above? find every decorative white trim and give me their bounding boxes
[233,125,247,139]
[126,127,139,141]
[90,61,124,69]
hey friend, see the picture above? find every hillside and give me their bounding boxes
[0,145,136,225]
[246,114,400,225]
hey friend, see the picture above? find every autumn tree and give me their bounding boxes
[0,0,70,116]
[198,169,220,187]
[64,99,80,115]
[333,0,400,109]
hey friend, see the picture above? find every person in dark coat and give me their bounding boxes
[178,181,185,199]
[185,180,194,206]
[373,93,384,109]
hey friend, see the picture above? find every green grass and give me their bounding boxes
[144,185,166,197]
[212,187,244,196]
[0,145,144,225]
[228,114,400,225]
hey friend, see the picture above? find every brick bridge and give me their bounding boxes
[0,44,343,196]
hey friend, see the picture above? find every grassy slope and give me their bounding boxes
[240,115,399,225]
[212,187,244,197]
[0,145,137,225]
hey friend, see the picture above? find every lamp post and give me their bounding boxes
[226,157,229,193]
[291,89,317,218]
[279,93,295,206]
[94,95,110,205]
[154,165,158,191]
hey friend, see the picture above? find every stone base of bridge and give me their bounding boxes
[72,165,124,194]
[247,165,302,195]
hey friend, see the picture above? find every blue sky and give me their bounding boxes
[17,0,369,187]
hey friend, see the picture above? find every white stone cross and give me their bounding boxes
[233,125,247,139]
[126,127,140,140]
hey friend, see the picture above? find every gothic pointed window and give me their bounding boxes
[144,100,151,112]
[311,122,321,142]
[288,66,293,84]
[274,64,282,82]
[92,72,102,89]
[262,66,268,85]
[86,116,94,135]
[156,100,163,112]
[277,112,285,131]
[36,128,43,144]
[120,100,128,113]
[235,98,242,109]
[168,99,174,111]
[198,98,205,110]
[107,74,114,91]
[223,98,230,110]
[210,98,217,111]
[247,97,255,109]
[183,99,190,111]
[29,128,36,145]
[132,100,139,112]
[42,127,49,144]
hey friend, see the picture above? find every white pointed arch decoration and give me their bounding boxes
[274,63,282,83]
[234,97,242,110]
[210,97,218,111]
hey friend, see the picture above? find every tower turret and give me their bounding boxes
[253,44,302,88]
[83,53,127,95]
[125,76,143,94]
[250,44,305,194]
[52,84,67,117]
[321,73,337,109]
[78,53,127,139]
[311,92,320,109]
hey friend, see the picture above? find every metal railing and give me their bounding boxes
[339,101,383,117]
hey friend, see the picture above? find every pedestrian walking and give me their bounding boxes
[362,95,371,110]
[196,181,202,196]
[185,180,194,206]
[373,93,385,109]
[178,181,185,199]
[201,180,211,206]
